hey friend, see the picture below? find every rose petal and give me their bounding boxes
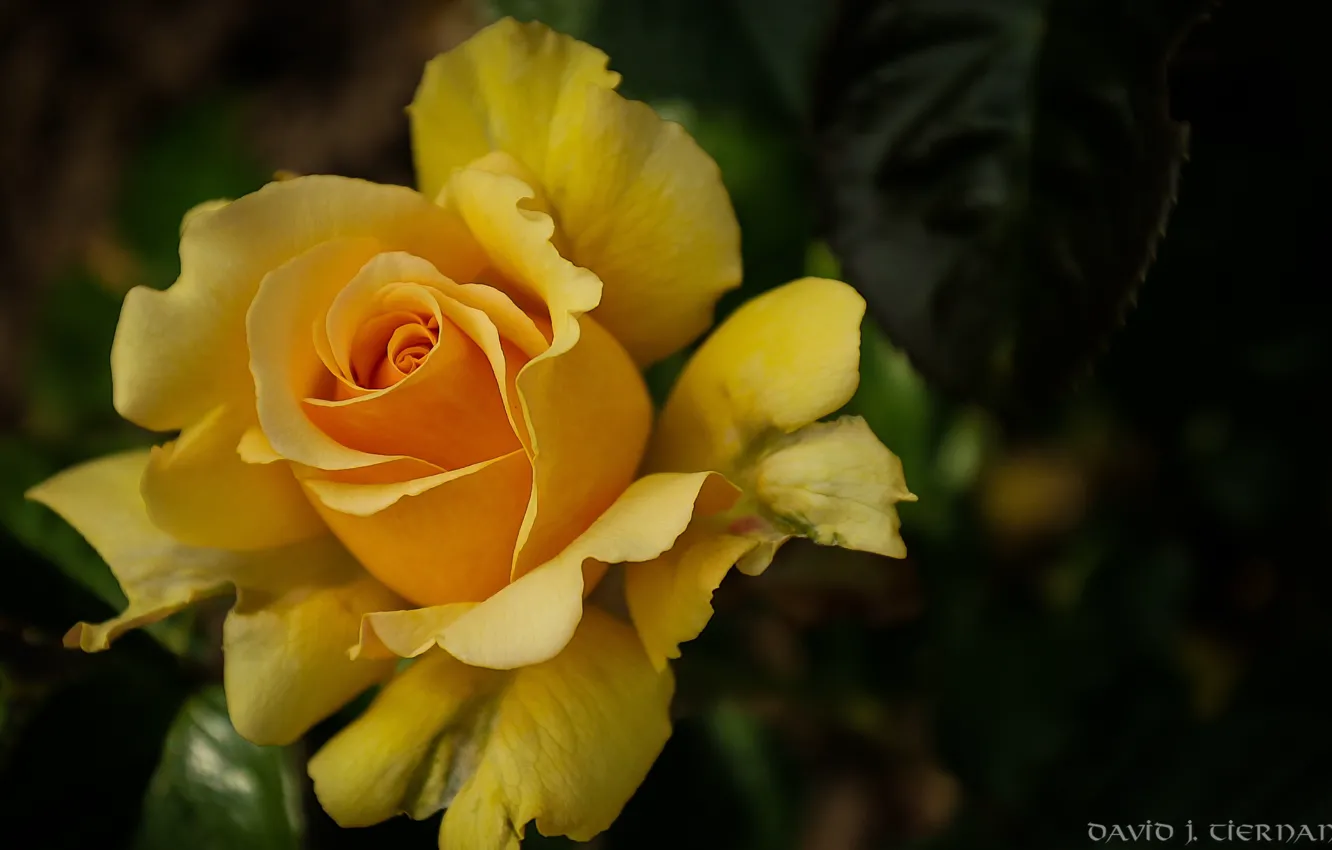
[647,277,867,475]
[304,253,523,470]
[754,416,916,558]
[140,404,325,551]
[411,17,740,365]
[356,471,739,669]
[224,560,401,745]
[410,18,620,204]
[114,176,484,432]
[249,238,393,470]
[28,450,237,650]
[444,168,651,579]
[306,451,533,607]
[309,608,672,850]
[510,314,653,578]
[27,451,398,745]
[625,527,759,671]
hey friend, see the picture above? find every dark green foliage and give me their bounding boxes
[815,0,1210,412]
[135,688,306,850]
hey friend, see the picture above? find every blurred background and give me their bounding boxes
[2,0,1329,848]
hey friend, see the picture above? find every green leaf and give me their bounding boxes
[815,0,1211,412]
[135,686,305,850]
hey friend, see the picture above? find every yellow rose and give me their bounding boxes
[26,18,914,849]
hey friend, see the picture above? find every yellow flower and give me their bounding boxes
[25,17,914,850]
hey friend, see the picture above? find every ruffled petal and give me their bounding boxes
[411,18,740,365]
[625,528,758,671]
[309,608,672,850]
[223,538,403,745]
[140,404,325,551]
[28,450,242,651]
[411,18,620,204]
[443,168,651,580]
[444,168,600,344]
[356,471,739,669]
[648,277,866,475]
[29,451,397,744]
[630,280,920,665]
[753,416,916,558]
[113,175,484,432]
[628,417,918,673]
[548,83,740,366]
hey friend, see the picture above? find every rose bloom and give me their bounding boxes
[28,18,913,849]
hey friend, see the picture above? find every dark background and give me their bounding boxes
[2,0,1330,848]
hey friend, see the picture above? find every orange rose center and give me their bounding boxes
[343,308,464,394]
[302,277,524,474]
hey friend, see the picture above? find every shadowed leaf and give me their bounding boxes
[135,687,305,850]
[815,0,1210,412]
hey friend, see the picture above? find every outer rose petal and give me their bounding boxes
[310,650,501,828]
[632,281,916,667]
[754,416,916,558]
[309,608,673,850]
[625,528,759,671]
[113,175,485,432]
[647,277,867,475]
[628,421,917,671]
[412,17,740,365]
[549,84,741,366]
[140,404,326,551]
[223,549,403,746]
[356,471,739,669]
[410,17,620,203]
[26,451,399,744]
[28,450,236,650]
